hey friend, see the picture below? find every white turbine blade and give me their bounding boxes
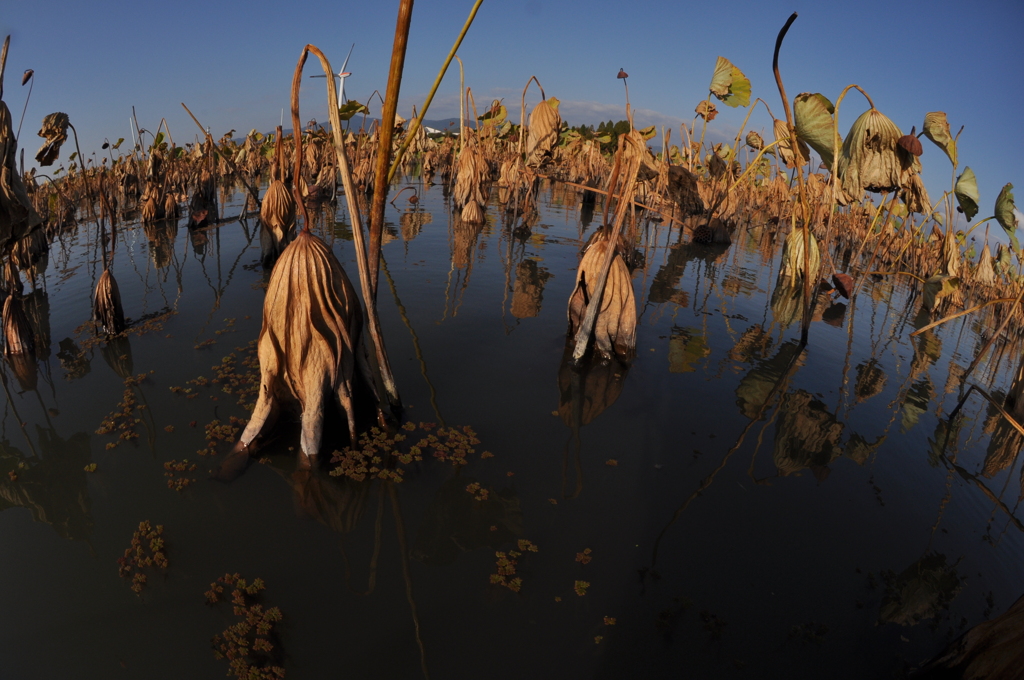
[340,43,355,73]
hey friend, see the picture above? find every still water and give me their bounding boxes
[1,178,1021,678]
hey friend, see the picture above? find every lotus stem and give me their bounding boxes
[387,0,486,184]
[301,43,401,411]
[772,12,814,344]
[181,102,261,207]
[520,75,545,160]
[368,0,416,300]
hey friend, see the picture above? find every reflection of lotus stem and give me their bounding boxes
[380,254,444,426]
[388,483,430,680]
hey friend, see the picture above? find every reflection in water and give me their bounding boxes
[400,210,432,242]
[854,358,887,403]
[57,338,90,380]
[917,592,1024,678]
[411,475,522,566]
[0,429,93,541]
[878,552,962,627]
[101,335,134,380]
[557,352,629,428]
[23,289,51,360]
[286,469,371,534]
[984,356,1024,481]
[144,219,179,269]
[902,378,934,433]
[773,390,844,479]
[510,259,551,319]
[770,280,832,331]
[558,351,630,499]
[736,341,804,419]
[668,326,710,373]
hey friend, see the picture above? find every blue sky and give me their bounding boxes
[4,0,1021,226]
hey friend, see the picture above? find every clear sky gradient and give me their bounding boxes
[3,0,1021,228]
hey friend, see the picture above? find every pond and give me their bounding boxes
[1,177,1021,679]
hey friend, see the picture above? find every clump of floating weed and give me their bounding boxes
[574,580,590,596]
[330,422,491,482]
[489,540,539,593]
[465,482,489,500]
[164,459,198,490]
[95,373,150,449]
[117,521,168,594]
[205,573,284,679]
[74,311,176,350]
[170,341,260,412]
[196,417,244,457]
[576,548,593,565]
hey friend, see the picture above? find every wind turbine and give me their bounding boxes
[310,43,355,108]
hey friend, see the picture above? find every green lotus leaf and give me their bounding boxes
[922,112,956,167]
[954,167,979,221]
[708,56,750,108]
[995,183,1018,251]
[794,92,840,169]
[338,100,369,121]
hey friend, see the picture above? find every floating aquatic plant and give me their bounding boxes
[117,520,168,595]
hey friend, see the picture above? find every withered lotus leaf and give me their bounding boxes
[708,56,751,108]
[954,167,980,222]
[975,244,997,287]
[0,101,42,243]
[695,100,718,122]
[773,119,809,169]
[794,93,839,168]
[994,183,1018,251]
[236,230,363,465]
[779,227,820,282]
[93,269,126,335]
[921,111,957,167]
[525,97,561,167]
[259,180,296,266]
[3,295,34,355]
[745,130,764,150]
[838,108,911,196]
[35,112,70,167]
[567,228,636,362]
[454,138,489,223]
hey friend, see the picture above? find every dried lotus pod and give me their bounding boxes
[897,126,923,157]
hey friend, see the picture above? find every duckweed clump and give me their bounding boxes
[205,573,285,679]
[163,459,198,490]
[117,521,167,594]
[330,422,490,482]
[95,373,150,449]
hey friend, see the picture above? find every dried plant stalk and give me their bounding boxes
[236,230,363,466]
[93,268,126,335]
[0,101,42,244]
